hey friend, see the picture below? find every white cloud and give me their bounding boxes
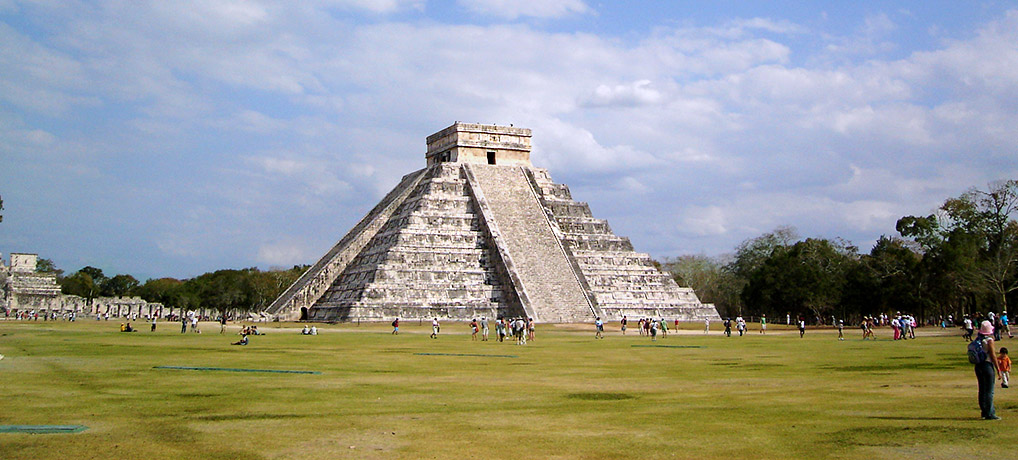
[583,80,663,107]
[4,4,1018,275]
[257,239,314,266]
[459,0,591,19]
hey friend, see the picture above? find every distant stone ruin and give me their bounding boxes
[266,123,721,323]
[1,253,62,312]
[1,252,164,319]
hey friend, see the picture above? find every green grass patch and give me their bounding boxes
[0,320,1014,459]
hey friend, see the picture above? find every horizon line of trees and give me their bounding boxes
[37,262,307,318]
[24,179,1017,324]
[662,179,1018,324]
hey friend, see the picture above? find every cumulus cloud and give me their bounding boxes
[3,4,1018,276]
[583,80,663,107]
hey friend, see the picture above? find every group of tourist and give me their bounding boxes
[494,317,533,344]
[3,309,75,321]
[720,316,749,337]
[300,324,318,335]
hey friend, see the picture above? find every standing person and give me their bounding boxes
[963,316,974,341]
[972,321,1000,419]
[220,315,228,334]
[998,347,1010,389]
[392,317,399,335]
[151,316,157,332]
[430,318,440,339]
[723,318,732,337]
[659,318,668,338]
[496,318,506,342]
[798,318,806,338]
[760,314,767,334]
[994,315,1004,341]
[527,318,535,342]
[638,318,645,336]
[481,317,489,341]
[180,316,187,334]
[621,316,628,335]
[736,316,745,336]
[704,318,710,334]
[1002,311,1012,339]
[650,319,658,341]
[470,319,479,341]
[837,319,844,341]
[595,317,604,339]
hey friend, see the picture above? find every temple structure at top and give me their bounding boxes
[266,122,720,323]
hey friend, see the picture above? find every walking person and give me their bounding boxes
[723,318,732,337]
[595,317,604,339]
[481,317,489,341]
[220,314,228,334]
[760,314,766,334]
[470,319,479,341]
[704,318,710,334]
[430,318,440,339]
[151,316,157,332]
[392,317,399,335]
[621,316,628,335]
[972,321,1000,419]
[837,319,844,341]
[798,318,806,338]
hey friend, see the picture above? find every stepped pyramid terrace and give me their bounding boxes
[267,123,721,324]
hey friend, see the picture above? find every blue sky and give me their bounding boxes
[2,0,1017,280]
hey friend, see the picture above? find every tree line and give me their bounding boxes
[49,264,306,318]
[25,179,1017,324]
[662,179,1018,324]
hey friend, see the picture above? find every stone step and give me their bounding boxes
[467,164,593,323]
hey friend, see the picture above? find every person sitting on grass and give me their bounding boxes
[302,325,310,335]
[232,334,249,346]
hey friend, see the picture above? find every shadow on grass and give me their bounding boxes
[822,425,982,447]
[867,416,974,421]
[190,413,310,422]
[566,392,636,401]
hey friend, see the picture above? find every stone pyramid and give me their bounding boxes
[266,123,721,323]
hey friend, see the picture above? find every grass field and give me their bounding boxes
[0,319,1014,459]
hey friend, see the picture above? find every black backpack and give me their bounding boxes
[968,335,988,364]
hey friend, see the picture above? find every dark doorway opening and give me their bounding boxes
[487,151,496,164]
[299,307,308,321]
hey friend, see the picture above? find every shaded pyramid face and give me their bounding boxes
[267,123,721,323]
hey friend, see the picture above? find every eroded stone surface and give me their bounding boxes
[267,123,721,323]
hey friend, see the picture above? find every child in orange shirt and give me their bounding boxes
[998,347,1010,389]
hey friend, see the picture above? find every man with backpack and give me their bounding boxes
[969,320,1001,420]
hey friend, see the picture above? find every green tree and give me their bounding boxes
[35,258,64,278]
[897,179,1018,314]
[103,274,139,298]
[663,254,741,317]
[60,271,100,304]
[743,238,857,323]
[136,278,184,306]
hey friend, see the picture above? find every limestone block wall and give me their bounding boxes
[528,168,721,322]
[309,163,523,322]
[267,168,428,320]
[467,164,594,323]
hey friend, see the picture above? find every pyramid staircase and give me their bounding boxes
[265,123,720,323]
